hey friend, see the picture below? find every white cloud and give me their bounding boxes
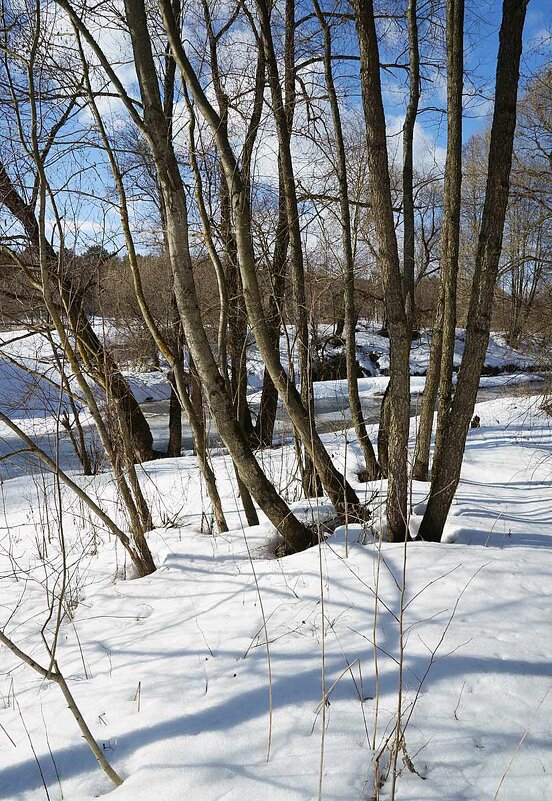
[386,114,446,173]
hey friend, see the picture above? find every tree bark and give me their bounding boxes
[411,295,443,480]
[402,0,421,332]
[432,0,465,464]
[352,0,411,540]
[255,0,321,496]
[157,0,361,514]
[253,186,288,447]
[419,0,528,541]
[412,0,463,481]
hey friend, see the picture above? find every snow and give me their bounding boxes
[0,325,544,424]
[0,392,551,801]
[249,372,545,406]
[243,323,543,392]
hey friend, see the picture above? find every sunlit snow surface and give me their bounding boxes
[0,394,550,801]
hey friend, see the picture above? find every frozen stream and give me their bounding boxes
[142,376,549,452]
[0,375,547,480]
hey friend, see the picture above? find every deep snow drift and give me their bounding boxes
[0,394,551,801]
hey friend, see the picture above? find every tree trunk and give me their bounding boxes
[432,0,465,464]
[219,172,259,526]
[122,0,312,550]
[254,188,288,447]
[167,376,183,457]
[352,0,411,540]
[312,0,381,482]
[412,0,463,482]
[256,0,321,497]
[419,0,527,541]
[411,298,444,480]
[402,0,420,332]
[377,383,391,478]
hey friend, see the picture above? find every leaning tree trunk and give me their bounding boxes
[157,0,361,514]
[120,0,312,551]
[79,58,229,535]
[418,0,527,541]
[0,162,156,463]
[27,111,156,575]
[352,0,411,541]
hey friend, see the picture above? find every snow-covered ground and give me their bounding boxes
[0,394,551,801]
[246,324,544,390]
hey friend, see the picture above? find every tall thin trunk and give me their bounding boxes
[17,35,156,560]
[253,187,288,447]
[419,0,527,541]
[432,0,465,463]
[402,0,421,332]
[352,0,411,540]
[167,377,182,457]
[166,301,184,458]
[164,0,183,462]
[412,0,463,481]
[200,8,258,524]
[253,5,294,449]
[376,0,419,485]
[312,0,380,481]
[255,0,321,497]
[411,293,444,480]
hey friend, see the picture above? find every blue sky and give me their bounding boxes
[76,0,552,251]
[3,0,548,254]
[375,0,552,153]
[461,0,551,141]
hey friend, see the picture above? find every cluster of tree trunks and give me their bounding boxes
[0,0,529,571]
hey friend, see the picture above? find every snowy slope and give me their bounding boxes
[0,395,551,801]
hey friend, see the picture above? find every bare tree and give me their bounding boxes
[352,0,411,541]
[311,0,381,482]
[412,0,464,481]
[58,0,318,551]
[0,3,157,574]
[419,0,528,541]
[155,0,363,514]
